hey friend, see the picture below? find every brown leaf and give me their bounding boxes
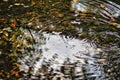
[100,4,105,8]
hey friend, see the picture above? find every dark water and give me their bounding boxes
[14,0,120,80]
[0,0,120,80]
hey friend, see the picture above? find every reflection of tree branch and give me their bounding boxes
[98,18,119,27]
[27,27,36,43]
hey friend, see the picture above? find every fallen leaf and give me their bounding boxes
[11,23,16,27]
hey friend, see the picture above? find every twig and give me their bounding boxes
[27,27,36,43]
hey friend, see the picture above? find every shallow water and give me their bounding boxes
[17,0,120,80]
[72,1,120,24]
[0,0,120,80]
[18,29,120,80]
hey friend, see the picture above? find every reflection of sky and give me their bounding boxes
[35,32,100,70]
[19,32,105,79]
[41,33,95,62]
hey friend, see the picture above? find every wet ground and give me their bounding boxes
[0,0,120,80]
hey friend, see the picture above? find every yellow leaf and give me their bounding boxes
[31,0,36,6]
[80,13,87,18]
[14,3,21,6]
[0,72,3,76]
[73,0,79,3]
[23,40,29,46]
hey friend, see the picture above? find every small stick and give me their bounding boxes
[27,27,36,43]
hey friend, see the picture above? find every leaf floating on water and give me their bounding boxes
[112,22,120,28]
[30,0,36,6]
[11,23,17,27]
[79,13,87,18]
[117,25,120,28]
[3,27,12,31]
[23,40,29,47]
[73,0,79,3]
[116,24,120,28]
[10,35,16,41]
[57,13,64,18]
[3,31,8,37]
[100,4,105,8]
[14,3,22,6]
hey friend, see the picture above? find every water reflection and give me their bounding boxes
[14,0,120,80]
[71,0,120,18]
[19,31,109,80]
